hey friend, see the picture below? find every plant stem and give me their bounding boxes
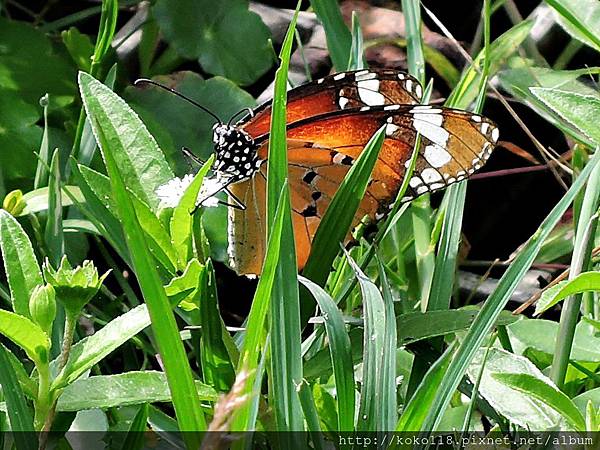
[58,311,78,372]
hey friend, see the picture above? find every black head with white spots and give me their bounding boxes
[212,123,261,182]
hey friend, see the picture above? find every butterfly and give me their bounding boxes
[140,69,499,276]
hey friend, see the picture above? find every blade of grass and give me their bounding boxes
[309,0,352,71]
[79,72,206,446]
[34,95,50,189]
[44,149,64,267]
[266,4,305,437]
[401,0,426,84]
[347,12,366,71]
[299,276,355,431]
[377,253,398,430]
[297,380,325,450]
[419,148,600,434]
[345,251,386,432]
[230,185,289,432]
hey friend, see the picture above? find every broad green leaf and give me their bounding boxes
[79,71,173,211]
[0,309,49,367]
[153,0,273,86]
[0,210,43,317]
[467,348,569,430]
[52,305,151,388]
[492,372,585,431]
[573,387,600,412]
[0,88,42,188]
[299,277,355,431]
[535,271,600,315]
[509,318,600,362]
[0,345,36,449]
[164,259,203,310]
[56,371,217,411]
[546,0,600,52]
[0,18,76,107]
[531,87,600,146]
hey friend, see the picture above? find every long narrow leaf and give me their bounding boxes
[79,72,206,443]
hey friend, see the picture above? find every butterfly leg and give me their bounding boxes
[181,146,205,165]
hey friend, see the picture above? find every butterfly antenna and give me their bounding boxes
[227,107,254,126]
[134,78,222,124]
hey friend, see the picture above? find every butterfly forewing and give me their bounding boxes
[240,69,423,138]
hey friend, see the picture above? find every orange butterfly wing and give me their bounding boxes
[228,105,498,275]
[240,69,423,138]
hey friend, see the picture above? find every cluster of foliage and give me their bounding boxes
[0,0,600,449]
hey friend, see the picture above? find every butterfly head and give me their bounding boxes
[212,123,261,182]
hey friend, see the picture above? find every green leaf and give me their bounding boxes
[79,72,173,211]
[56,371,217,411]
[266,6,305,437]
[153,0,273,86]
[467,348,576,430]
[61,27,94,72]
[0,88,42,186]
[0,210,43,317]
[197,260,235,392]
[78,166,178,274]
[231,186,289,431]
[302,126,386,288]
[347,12,366,71]
[309,0,352,71]
[0,309,49,367]
[509,318,600,362]
[164,259,203,309]
[299,277,355,431]
[297,381,325,450]
[120,404,149,450]
[535,271,600,315]
[345,252,386,432]
[52,305,151,388]
[170,157,213,268]
[0,345,36,444]
[452,20,534,108]
[546,0,600,52]
[20,187,82,216]
[394,345,453,434]
[80,71,206,438]
[531,87,600,146]
[492,372,586,431]
[0,17,76,107]
[44,149,65,267]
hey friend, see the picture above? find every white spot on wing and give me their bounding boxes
[332,153,346,164]
[358,88,385,106]
[491,127,499,142]
[413,120,450,146]
[409,177,422,188]
[385,123,400,136]
[421,168,443,183]
[424,144,452,168]
[355,71,377,81]
[339,96,349,109]
[334,73,346,80]
[414,84,423,99]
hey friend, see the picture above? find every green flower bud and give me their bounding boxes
[2,190,25,216]
[29,284,56,335]
[43,256,110,317]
